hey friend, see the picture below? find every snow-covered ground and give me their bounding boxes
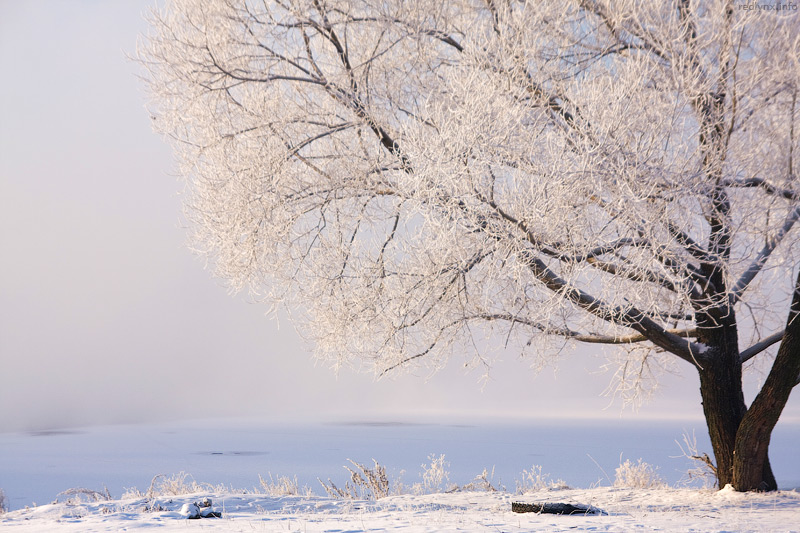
[2,485,799,532]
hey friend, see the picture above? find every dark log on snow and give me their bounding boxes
[511,502,602,515]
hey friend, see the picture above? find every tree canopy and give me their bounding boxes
[141,0,800,490]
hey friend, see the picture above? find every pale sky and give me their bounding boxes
[1,0,797,433]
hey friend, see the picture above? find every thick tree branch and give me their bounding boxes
[734,267,800,487]
[740,330,785,363]
[472,312,697,344]
[569,328,697,344]
[722,176,799,201]
[666,220,718,263]
[474,312,665,341]
[519,250,706,366]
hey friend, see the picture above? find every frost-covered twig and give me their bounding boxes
[674,431,718,488]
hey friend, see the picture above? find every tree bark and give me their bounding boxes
[732,268,800,491]
[696,315,748,489]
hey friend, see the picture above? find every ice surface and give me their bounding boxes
[0,417,798,517]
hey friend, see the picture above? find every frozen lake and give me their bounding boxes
[1,417,798,511]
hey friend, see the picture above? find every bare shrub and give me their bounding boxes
[121,472,221,502]
[319,459,390,500]
[348,459,390,499]
[259,473,308,496]
[459,467,504,492]
[56,487,111,504]
[411,453,451,495]
[614,459,665,489]
[0,488,7,514]
[153,472,202,496]
[516,465,569,494]
[318,478,358,500]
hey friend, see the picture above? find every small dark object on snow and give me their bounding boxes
[511,502,601,515]
[180,500,222,519]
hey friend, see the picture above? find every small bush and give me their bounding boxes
[154,472,203,496]
[613,459,665,489]
[516,465,569,493]
[55,487,111,504]
[412,453,451,495]
[121,472,224,501]
[319,459,390,500]
[0,488,7,514]
[120,472,229,513]
[459,467,504,492]
[259,473,309,496]
[318,477,357,500]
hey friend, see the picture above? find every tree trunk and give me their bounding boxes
[692,282,749,487]
[732,269,800,491]
[697,332,748,489]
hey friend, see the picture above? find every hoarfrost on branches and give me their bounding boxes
[140,0,797,376]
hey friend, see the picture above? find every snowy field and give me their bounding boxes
[1,418,799,531]
[2,484,800,532]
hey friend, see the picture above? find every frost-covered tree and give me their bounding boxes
[140,0,800,491]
